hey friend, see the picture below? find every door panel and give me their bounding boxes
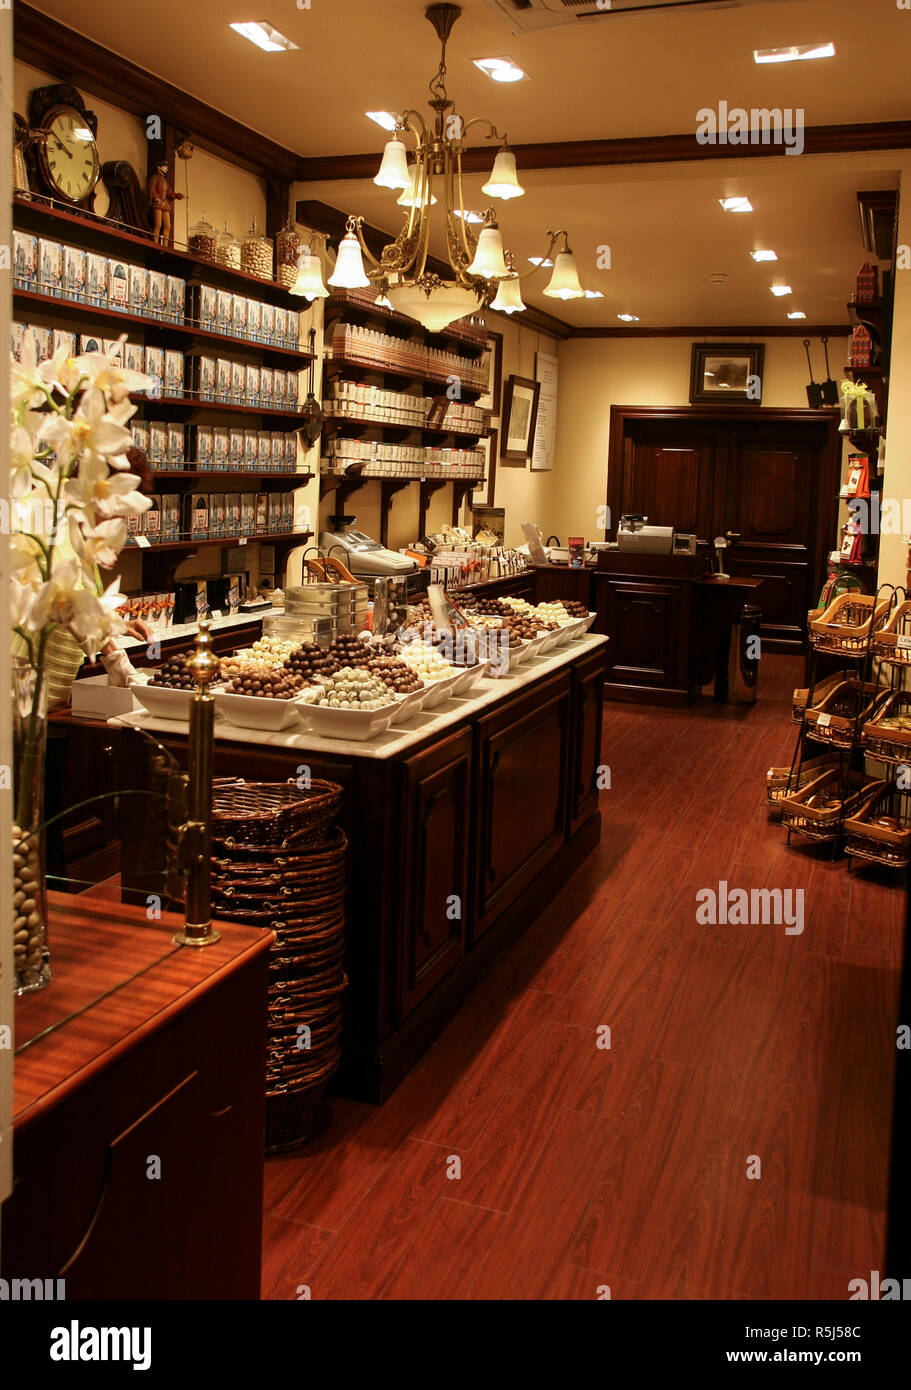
[620,425,717,539]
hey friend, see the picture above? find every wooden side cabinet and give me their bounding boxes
[399,730,472,1018]
[569,647,606,836]
[472,673,572,941]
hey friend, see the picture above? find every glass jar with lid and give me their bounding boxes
[241,218,273,280]
[275,216,301,289]
[188,212,217,261]
[215,220,241,270]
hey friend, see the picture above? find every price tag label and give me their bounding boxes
[134,535,150,549]
[239,536,248,545]
[897,635,911,652]
[211,610,223,621]
[816,712,831,728]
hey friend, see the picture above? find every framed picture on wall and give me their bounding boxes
[501,374,541,463]
[689,342,764,405]
[477,330,503,415]
[470,427,498,508]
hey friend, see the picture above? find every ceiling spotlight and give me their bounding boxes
[753,42,835,65]
[770,285,792,296]
[750,249,778,262]
[617,313,639,322]
[366,111,400,131]
[473,57,528,83]
[528,256,553,267]
[454,209,485,224]
[718,197,753,213]
[584,290,604,299]
[787,311,807,319]
[229,21,298,52]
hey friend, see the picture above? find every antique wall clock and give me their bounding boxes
[27,84,100,207]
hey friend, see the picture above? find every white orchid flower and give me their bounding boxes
[11,578,38,631]
[68,515,128,573]
[10,426,37,500]
[71,336,153,403]
[69,577,126,657]
[65,457,151,519]
[37,388,134,470]
[10,331,49,411]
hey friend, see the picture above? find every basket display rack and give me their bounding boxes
[778,582,911,866]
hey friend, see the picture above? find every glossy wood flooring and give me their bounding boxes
[262,654,905,1300]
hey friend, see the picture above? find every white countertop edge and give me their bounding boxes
[108,632,608,760]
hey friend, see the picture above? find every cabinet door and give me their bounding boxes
[605,579,686,690]
[400,730,472,1017]
[569,649,606,836]
[473,675,571,940]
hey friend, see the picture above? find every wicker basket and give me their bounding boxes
[844,782,911,868]
[808,594,890,655]
[872,600,911,666]
[861,690,911,761]
[766,754,840,811]
[780,769,881,842]
[209,778,347,1152]
[804,680,891,748]
[791,671,844,725]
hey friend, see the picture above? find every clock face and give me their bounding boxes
[42,107,99,203]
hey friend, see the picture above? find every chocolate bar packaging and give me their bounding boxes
[240,492,256,537]
[216,289,233,335]
[128,264,148,316]
[274,307,288,347]
[260,302,275,343]
[284,434,297,471]
[271,434,285,472]
[107,257,128,309]
[193,425,214,470]
[225,493,242,537]
[63,246,87,303]
[166,276,186,323]
[164,350,184,398]
[255,493,269,535]
[86,252,107,307]
[160,493,181,542]
[52,329,78,359]
[268,493,283,533]
[216,357,232,402]
[13,231,37,290]
[39,238,64,297]
[30,327,52,358]
[229,427,246,468]
[272,369,286,410]
[244,429,259,471]
[209,492,226,539]
[167,422,185,467]
[131,420,149,456]
[148,421,168,467]
[213,426,230,470]
[232,294,247,340]
[142,496,161,544]
[103,338,125,365]
[246,297,262,342]
[231,359,246,404]
[281,493,295,533]
[10,322,25,360]
[196,284,217,331]
[258,431,272,470]
[259,366,273,408]
[188,492,209,540]
[148,269,167,321]
[246,364,260,407]
[196,354,216,402]
[144,345,164,398]
[123,341,144,375]
[284,371,298,412]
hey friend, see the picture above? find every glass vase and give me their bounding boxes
[12,656,50,993]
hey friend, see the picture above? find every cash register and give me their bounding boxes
[319,527,418,578]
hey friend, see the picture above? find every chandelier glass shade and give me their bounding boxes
[329,3,590,331]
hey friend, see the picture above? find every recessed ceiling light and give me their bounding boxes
[754,42,835,65]
[230,21,298,52]
[617,313,639,322]
[473,57,528,84]
[454,209,485,224]
[787,311,807,319]
[366,111,399,131]
[584,290,604,299]
[528,256,553,267]
[719,197,753,213]
[750,249,778,262]
[770,285,792,296]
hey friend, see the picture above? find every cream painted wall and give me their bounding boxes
[550,334,851,544]
[878,157,911,594]
[14,60,147,184]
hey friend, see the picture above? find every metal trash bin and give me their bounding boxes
[726,603,761,704]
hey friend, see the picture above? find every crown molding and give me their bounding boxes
[569,324,850,339]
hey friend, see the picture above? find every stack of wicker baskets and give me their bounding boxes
[209,778,347,1152]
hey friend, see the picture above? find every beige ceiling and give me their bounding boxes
[25,0,911,326]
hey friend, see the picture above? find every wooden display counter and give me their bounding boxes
[64,634,607,1103]
[2,894,272,1299]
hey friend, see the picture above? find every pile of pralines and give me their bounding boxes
[282,640,343,681]
[222,663,307,700]
[147,653,199,689]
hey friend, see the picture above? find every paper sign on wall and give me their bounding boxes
[531,351,558,472]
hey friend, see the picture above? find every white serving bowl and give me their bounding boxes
[418,671,460,709]
[296,696,398,741]
[536,628,564,653]
[213,688,305,732]
[449,660,489,696]
[131,682,198,721]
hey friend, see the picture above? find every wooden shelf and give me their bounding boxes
[124,529,311,555]
[323,410,487,441]
[129,393,304,422]
[325,350,486,397]
[13,288,311,364]
[148,470,311,487]
[13,193,306,307]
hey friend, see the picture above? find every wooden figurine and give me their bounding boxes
[147,161,183,244]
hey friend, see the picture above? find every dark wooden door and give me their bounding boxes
[607,407,840,651]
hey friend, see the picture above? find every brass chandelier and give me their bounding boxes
[308,3,590,332]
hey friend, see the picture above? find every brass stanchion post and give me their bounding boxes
[173,621,221,947]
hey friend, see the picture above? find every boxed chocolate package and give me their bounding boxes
[31,326,52,358]
[274,307,288,347]
[259,366,273,408]
[244,429,259,471]
[255,493,269,535]
[39,238,64,297]
[195,284,217,332]
[284,370,299,411]
[281,492,295,533]
[260,302,275,343]
[128,264,148,316]
[144,345,164,398]
[103,338,125,365]
[193,425,214,470]
[246,364,260,407]
[167,422,185,468]
[213,426,230,470]
[240,492,256,537]
[160,493,181,542]
[123,341,145,375]
[268,493,283,533]
[53,329,78,359]
[232,294,247,340]
[131,420,149,456]
[229,427,246,468]
[86,252,107,307]
[166,275,186,323]
[142,496,161,544]
[225,493,242,536]
[164,350,184,398]
[246,298,262,342]
[195,354,216,402]
[272,369,286,410]
[208,492,226,539]
[257,431,271,470]
[215,357,232,402]
[148,269,167,320]
[107,258,128,309]
[271,434,285,472]
[231,359,246,404]
[187,492,209,540]
[216,289,233,335]
[63,245,87,303]
[10,322,26,360]
[284,434,297,471]
[148,421,168,467]
[13,231,38,290]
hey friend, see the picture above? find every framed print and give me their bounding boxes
[470,427,498,508]
[477,330,503,416]
[689,342,764,405]
[501,374,541,462]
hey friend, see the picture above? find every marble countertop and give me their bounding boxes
[111,632,608,761]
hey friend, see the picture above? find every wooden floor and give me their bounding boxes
[262,654,905,1300]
